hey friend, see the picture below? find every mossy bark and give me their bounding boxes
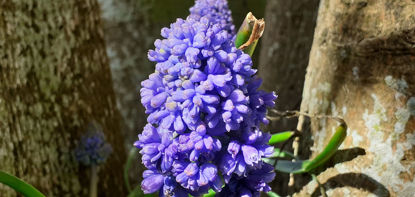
[0,0,126,196]
[295,0,415,196]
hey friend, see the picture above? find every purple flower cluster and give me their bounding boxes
[189,0,235,33]
[136,0,276,196]
[218,163,275,197]
[75,123,112,166]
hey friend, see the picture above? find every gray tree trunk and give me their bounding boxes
[258,0,320,195]
[0,0,126,196]
[98,0,159,151]
[259,0,320,132]
[295,0,415,196]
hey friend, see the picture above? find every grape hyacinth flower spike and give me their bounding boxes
[136,0,276,196]
[189,0,235,33]
[75,122,112,197]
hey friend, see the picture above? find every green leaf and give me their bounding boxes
[263,148,297,165]
[124,147,138,192]
[262,157,275,165]
[203,189,216,197]
[270,148,296,159]
[274,160,306,174]
[268,131,294,145]
[303,123,347,172]
[0,170,46,197]
[267,191,281,197]
[234,12,265,56]
[275,123,347,174]
[235,20,252,49]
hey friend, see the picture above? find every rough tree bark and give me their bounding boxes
[0,0,126,196]
[97,0,170,190]
[259,0,320,132]
[257,0,320,195]
[294,0,415,196]
[98,0,160,150]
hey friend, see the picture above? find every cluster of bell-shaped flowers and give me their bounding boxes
[75,123,112,166]
[189,0,235,34]
[136,0,277,196]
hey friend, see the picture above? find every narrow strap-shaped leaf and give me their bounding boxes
[234,12,265,56]
[0,170,46,197]
[234,13,252,48]
[268,131,294,145]
[267,191,281,197]
[274,160,306,174]
[275,123,347,174]
[203,189,216,197]
[270,148,296,159]
[273,149,296,159]
[303,123,347,172]
[263,148,297,165]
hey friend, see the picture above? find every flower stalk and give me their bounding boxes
[89,166,98,197]
[74,122,112,197]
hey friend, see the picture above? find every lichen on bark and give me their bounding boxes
[0,0,126,196]
[295,0,415,196]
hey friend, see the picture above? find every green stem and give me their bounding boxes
[0,170,45,197]
[268,131,295,145]
[90,166,98,197]
[267,191,281,197]
[303,123,347,172]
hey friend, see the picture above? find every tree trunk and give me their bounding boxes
[98,0,159,152]
[295,0,415,196]
[97,0,166,190]
[259,0,320,132]
[0,0,126,196]
[257,0,320,195]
